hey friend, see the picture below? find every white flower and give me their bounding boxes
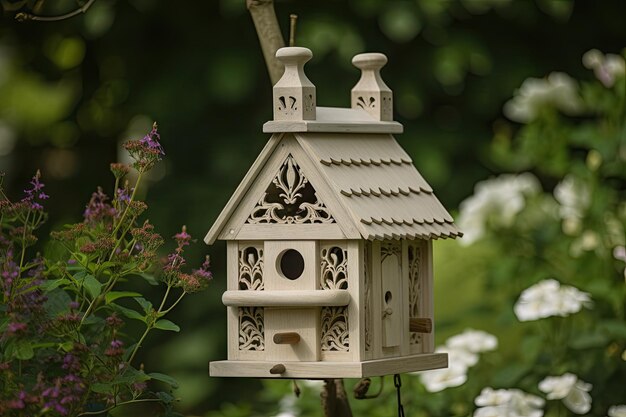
[446,329,498,353]
[583,49,626,88]
[458,173,541,245]
[608,405,626,417]
[474,387,545,417]
[539,373,593,414]
[418,359,468,392]
[504,72,584,123]
[554,175,590,235]
[514,279,592,321]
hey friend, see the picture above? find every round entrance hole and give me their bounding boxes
[385,291,392,304]
[278,249,305,280]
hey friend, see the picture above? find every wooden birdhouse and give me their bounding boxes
[206,47,461,379]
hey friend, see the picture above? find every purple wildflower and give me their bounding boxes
[123,122,165,171]
[7,322,27,335]
[105,339,124,357]
[21,170,49,211]
[116,186,132,203]
[1,248,19,297]
[83,187,116,224]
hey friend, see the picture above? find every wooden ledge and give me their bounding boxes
[209,353,448,379]
[222,290,350,307]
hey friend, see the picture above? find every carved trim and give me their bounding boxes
[320,245,348,290]
[238,245,264,290]
[247,155,335,224]
[364,242,372,351]
[238,307,264,351]
[381,240,401,261]
[356,95,376,109]
[408,243,422,345]
[321,306,349,352]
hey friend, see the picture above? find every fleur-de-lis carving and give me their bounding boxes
[356,96,376,109]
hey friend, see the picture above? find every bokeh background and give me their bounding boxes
[1,0,625,415]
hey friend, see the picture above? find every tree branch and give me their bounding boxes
[15,0,96,22]
[246,0,285,85]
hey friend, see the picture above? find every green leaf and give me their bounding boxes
[134,297,153,313]
[84,275,102,299]
[41,278,70,291]
[44,289,72,318]
[59,341,74,352]
[154,319,180,332]
[105,291,141,304]
[14,340,34,360]
[113,304,146,322]
[139,273,159,286]
[148,372,179,388]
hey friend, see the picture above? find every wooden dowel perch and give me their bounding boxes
[270,364,286,374]
[409,318,432,333]
[273,332,301,345]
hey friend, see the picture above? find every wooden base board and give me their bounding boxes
[209,353,447,379]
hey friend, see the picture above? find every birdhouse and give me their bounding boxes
[206,47,461,379]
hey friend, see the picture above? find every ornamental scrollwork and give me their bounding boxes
[247,155,334,224]
[408,243,422,345]
[320,245,348,290]
[238,307,264,351]
[321,306,349,352]
[364,243,371,351]
[238,246,264,290]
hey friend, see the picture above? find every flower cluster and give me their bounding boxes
[83,187,116,225]
[553,175,590,236]
[503,72,584,123]
[473,387,545,417]
[582,49,625,88]
[20,170,49,211]
[514,279,592,322]
[538,373,593,415]
[418,329,497,392]
[123,122,165,171]
[457,173,541,245]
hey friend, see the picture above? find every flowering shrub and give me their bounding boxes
[0,124,211,416]
[210,48,625,417]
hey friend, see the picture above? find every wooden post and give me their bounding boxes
[273,332,301,344]
[409,318,432,333]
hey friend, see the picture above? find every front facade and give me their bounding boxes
[207,48,460,379]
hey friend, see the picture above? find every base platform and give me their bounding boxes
[209,353,448,379]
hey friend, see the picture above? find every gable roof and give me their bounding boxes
[205,132,460,244]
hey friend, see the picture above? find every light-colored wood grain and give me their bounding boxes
[273,332,301,344]
[263,119,403,134]
[226,241,239,360]
[222,289,350,307]
[273,47,316,121]
[381,246,401,348]
[236,224,345,240]
[400,240,410,357]
[209,353,448,378]
[351,53,393,121]
[422,240,434,353]
[347,240,362,362]
[266,308,320,361]
[371,240,382,359]
[204,133,283,245]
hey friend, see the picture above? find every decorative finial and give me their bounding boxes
[273,47,316,121]
[351,53,393,121]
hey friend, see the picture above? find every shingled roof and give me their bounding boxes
[296,133,461,241]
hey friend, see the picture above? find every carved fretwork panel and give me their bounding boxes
[247,155,335,224]
[381,240,402,348]
[408,243,422,345]
[363,242,372,352]
[238,307,264,351]
[238,244,264,290]
[320,306,349,352]
[320,245,348,290]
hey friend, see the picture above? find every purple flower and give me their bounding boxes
[21,170,49,211]
[7,321,27,335]
[139,123,165,156]
[123,122,165,171]
[83,187,116,224]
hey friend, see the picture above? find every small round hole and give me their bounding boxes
[278,249,305,280]
[385,291,392,304]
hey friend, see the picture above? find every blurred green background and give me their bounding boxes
[1,0,624,415]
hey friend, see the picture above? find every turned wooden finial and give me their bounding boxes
[351,52,393,121]
[273,47,316,121]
